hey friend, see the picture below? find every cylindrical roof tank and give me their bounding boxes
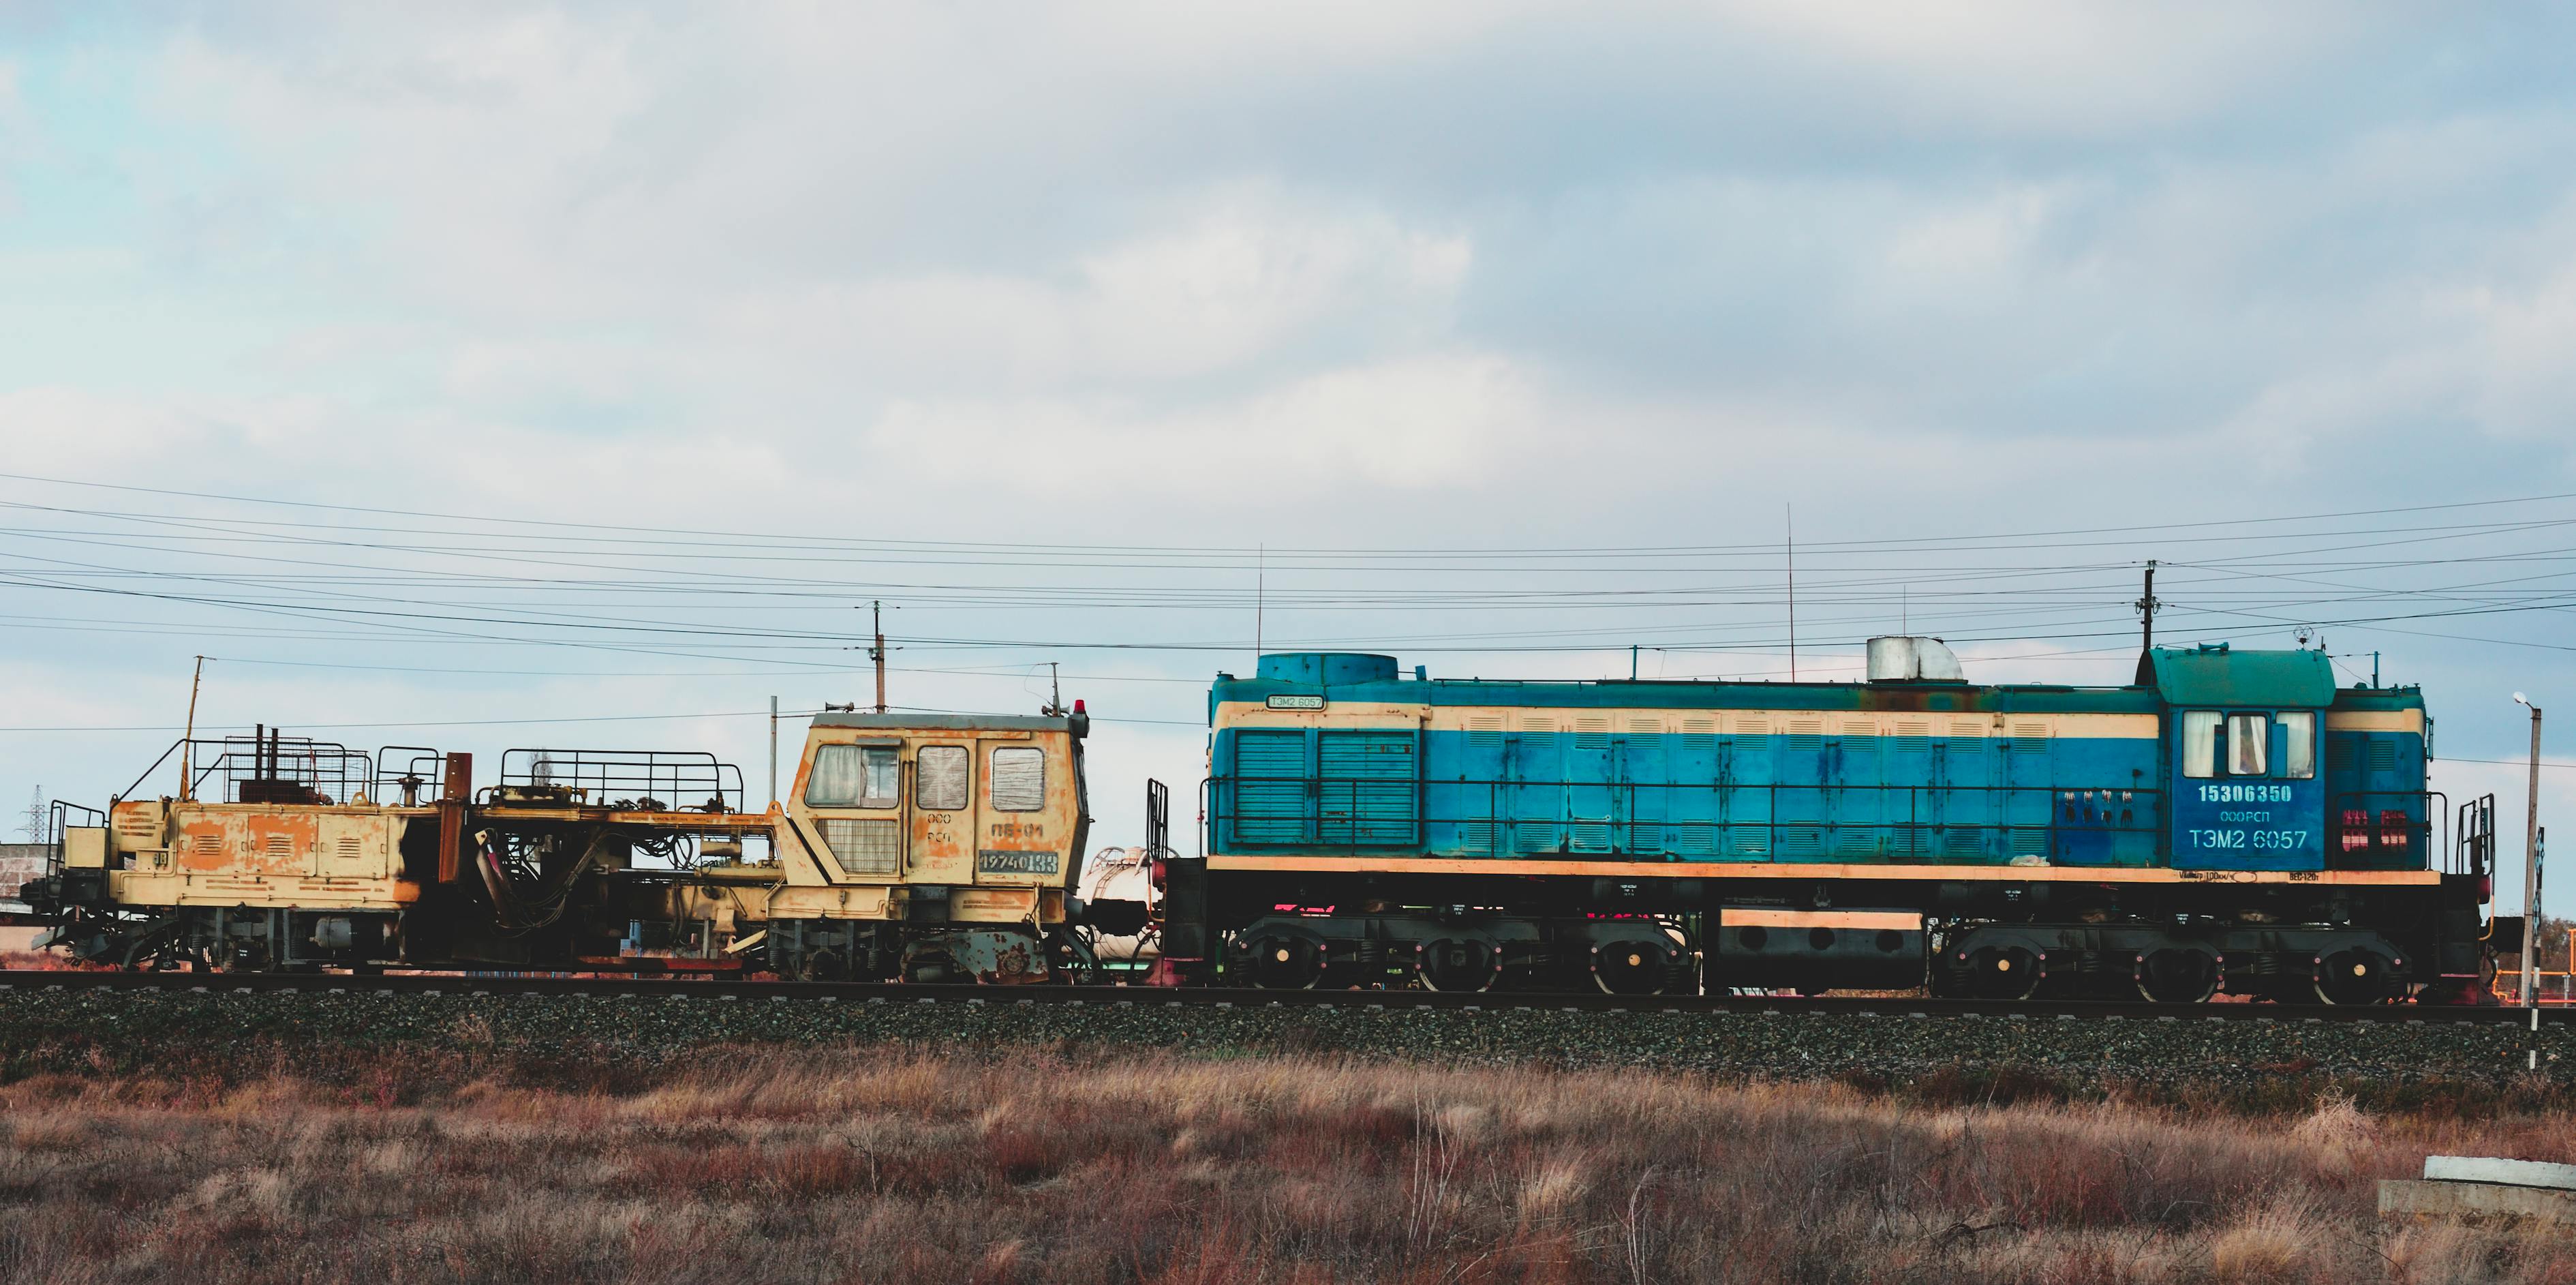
[1866,636,1965,682]
[1257,653,1400,685]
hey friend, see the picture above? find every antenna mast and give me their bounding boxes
[1785,504,1797,682]
[2132,560,2162,685]
[179,654,205,801]
[1254,543,1266,660]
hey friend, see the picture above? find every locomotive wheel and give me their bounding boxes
[1415,937,1499,993]
[1248,935,1325,989]
[1965,946,2040,1001]
[2314,950,2394,1006]
[1592,938,1670,996]
[2134,948,2218,1004]
[797,946,850,982]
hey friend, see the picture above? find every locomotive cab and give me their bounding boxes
[2150,645,2335,872]
[766,711,1091,982]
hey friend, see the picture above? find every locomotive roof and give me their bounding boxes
[811,712,1076,733]
[1210,647,2424,718]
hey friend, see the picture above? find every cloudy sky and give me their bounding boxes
[1,4,2571,905]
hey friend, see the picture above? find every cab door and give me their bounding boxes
[908,742,972,883]
[2168,708,2325,871]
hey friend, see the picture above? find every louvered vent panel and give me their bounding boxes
[1785,719,1824,751]
[2367,740,2397,773]
[2010,827,2046,856]
[1842,720,1875,740]
[1571,822,1612,852]
[337,836,363,860]
[2011,721,2049,755]
[1674,823,1715,855]
[1731,828,1770,856]
[2327,739,2357,770]
[1521,717,1556,735]
[1467,717,1504,746]
[1732,717,1769,738]
[1781,827,1823,857]
[191,834,224,858]
[1948,721,1985,740]
[1462,821,1497,855]
[1837,826,1878,856]
[1680,719,1717,750]
[1629,719,1662,736]
[1892,721,1932,753]
[1514,822,1558,853]
[1232,731,1309,844]
[1574,719,1610,749]
[1629,823,1664,853]
[1945,828,1985,856]
[1319,731,1415,845]
[262,834,294,861]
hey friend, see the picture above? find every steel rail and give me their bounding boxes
[0,969,2551,1025]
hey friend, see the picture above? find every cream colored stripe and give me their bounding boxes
[2326,710,2425,734]
[1212,702,2162,738]
[1719,909,1922,931]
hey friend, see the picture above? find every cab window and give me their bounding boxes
[917,744,969,811]
[808,744,900,808]
[991,746,1045,812]
[2278,711,2316,779]
[2226,714,2269,776]
[2181,710,2219,778]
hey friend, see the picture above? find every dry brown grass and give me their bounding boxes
[1,1048,2573,1283]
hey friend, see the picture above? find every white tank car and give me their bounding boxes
[1077,846,1159,963]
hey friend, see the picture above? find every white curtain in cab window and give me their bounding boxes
[806,744,863,805]
[2278,711,2315,779]
[917,745,969,811]
[2228,714,2269,776]
[992,746,1046,812]
[2181,710,2219,778]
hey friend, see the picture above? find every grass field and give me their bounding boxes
[2,1044,2573,1284]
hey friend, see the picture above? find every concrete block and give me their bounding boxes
[2424,1155,2576,1190]
[2382,1180,2576,1224]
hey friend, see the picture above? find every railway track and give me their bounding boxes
[0,969,2551,1026]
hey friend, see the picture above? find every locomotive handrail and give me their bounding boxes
[1208,773,2165,860]
[42,799,105,879]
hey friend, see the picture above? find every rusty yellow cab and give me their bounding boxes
[763,710,1092,982]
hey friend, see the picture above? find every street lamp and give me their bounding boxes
[2515,693,2543,1008]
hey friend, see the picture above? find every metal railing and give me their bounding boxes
[42,799,105,879]
[496,749,745,813]
[1207,776,2164,861]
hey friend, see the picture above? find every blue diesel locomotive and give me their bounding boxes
[1161,639,2493,1003]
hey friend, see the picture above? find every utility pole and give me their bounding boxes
[1630,644,1639,681]
[767,695,779,810]
[2516,693,2544,1007]
[2135,562,2160,654]
[1785,504,1797,682]
[179,655,205,800]
[870,600,887,714]
[1255,543,1266,661]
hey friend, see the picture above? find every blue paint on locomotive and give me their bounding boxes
[1206,648,2432,875]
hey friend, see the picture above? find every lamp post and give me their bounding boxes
[2515,693,2543,1008]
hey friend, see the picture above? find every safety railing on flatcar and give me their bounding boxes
[42,798,105,879]
[1203,776,2164,863]
[495,749,745,813]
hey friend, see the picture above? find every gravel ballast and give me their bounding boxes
[0,986,2568,1104]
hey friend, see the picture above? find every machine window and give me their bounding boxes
[806,744,862,806]
[2226,714,2269,776]
[2278,711,2316,779]
[917,745,968,811]
[808,744,900,808]
[2180,710,2219,778]
[861,748,900,807]
[991,746,1045,812]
